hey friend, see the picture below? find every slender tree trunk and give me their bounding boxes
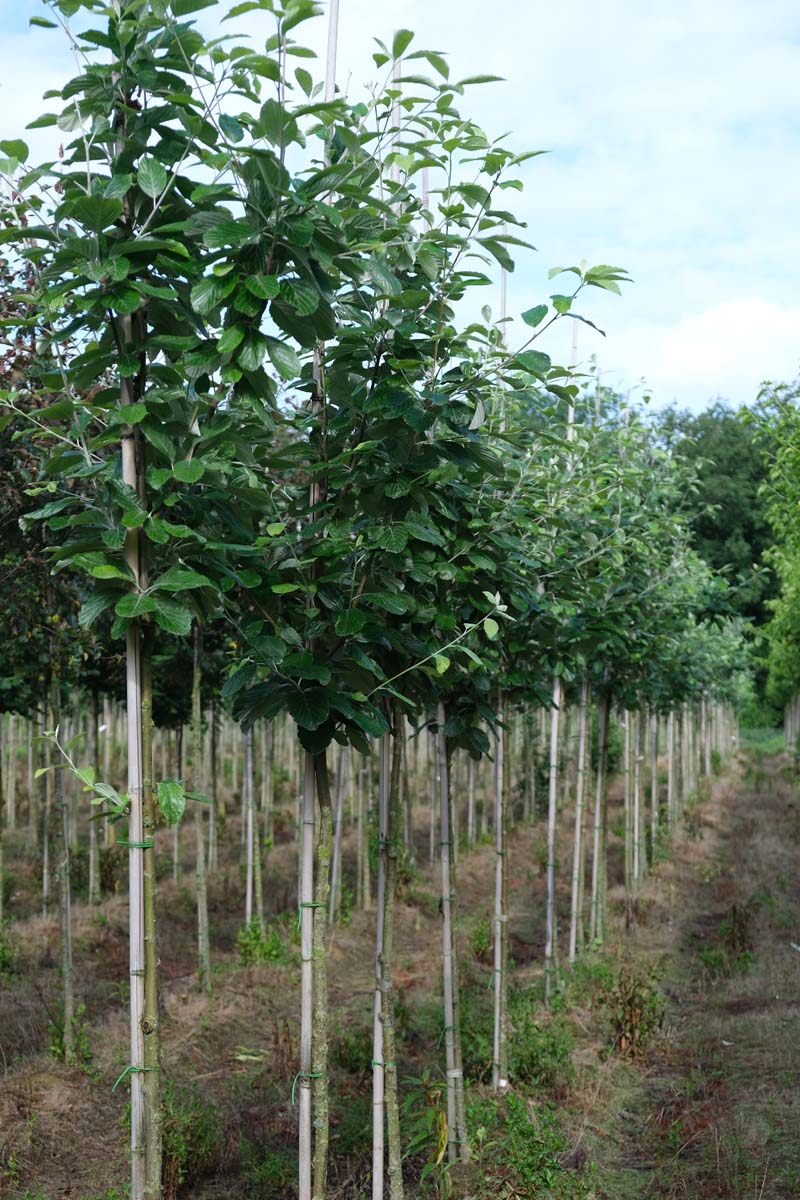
[192,629,211,992]
[6,713,15,832]
[298,750,315,1200]
[141,630,162,1197]
[245,727,255,925]
[381,705,405,1200]
[88,690,100,905]
[172,723,182,884]
[372,733,389,1198]
[568,679,590,963]
[649,711,658,861]
[545,677,561,1003]
[492,692,509,1089]
[42,695,51,918]
[356,756,365,911]
[328,747,346,925]
[437,704,470,1164]
[312,753,332,1200]
[589,694,610,943]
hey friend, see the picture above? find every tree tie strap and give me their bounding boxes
[112,1064,159,1092]
[371,1059,395,1069]
[118,839,154,849]
[486,968,503,989]
[296,901,325,930]
[291,1071,326,1104]
[438,1024,457,1048]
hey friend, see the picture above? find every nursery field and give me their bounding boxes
[3,741,799,1200]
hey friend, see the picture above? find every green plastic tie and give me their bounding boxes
[112,1064,159,1092]
[118,839,154,849]
[438,1023,457,1048]
[291,1071,326,1104]
[371,1059,396,1069]
[486,968,502,989]
[296,901,325,931]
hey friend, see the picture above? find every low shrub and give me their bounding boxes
[161,1081,221,1200]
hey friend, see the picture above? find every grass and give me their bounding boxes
[738,726,784,754]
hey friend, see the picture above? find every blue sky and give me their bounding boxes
[4,0,800,410]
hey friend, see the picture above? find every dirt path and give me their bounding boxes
[589,752,800,1199]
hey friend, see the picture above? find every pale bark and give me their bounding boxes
[568,679,590,963]
[492,693,509,1089]
[545,677,562,1003]
[381,705,405,1200]
[589,694,610,943]
[312,753,332,1200]
[191,629,211,992]
[298,751,315,1200]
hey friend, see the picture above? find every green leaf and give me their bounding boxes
[245,274,280,301]
[392,29,414,58]
[157,780,186,825]
[551,294,572,315]
[515,350,551,378]
[137,156,169,199]
[218,325,245,355]
[334,609,367,636]
[152,597,193,637]
[72,194,123,234]
[266,338,301,379]
[272,583,300,595]
[483,616,499,640]
[289,688,331,730]
[0,140,28,163]
[521,304,548,329]
[115,593,158,618]
[173,459,205,483]
[219,114,245,142]
[78,592,117,630]
[376,526,408,553]
[367,255,402,296]
[280,278,319,315]
[30,15,57,26]
[434,654,450,675]
[91,564,131,581]
[152,566,212,591]
[92,782,125,810]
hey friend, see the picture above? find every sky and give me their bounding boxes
[3,0,800,411]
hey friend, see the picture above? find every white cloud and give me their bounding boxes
[3,0,800,409]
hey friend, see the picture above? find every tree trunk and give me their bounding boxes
[545,677,562,1004]
[312,753,332,1200]
[192,628,211,992]
[88,689,100,905]
[492,692,509,1090]
[437,704,470,1163]
[372,733,389,1198]
[298,750,315,1200]
[589,694,610,944]
[568,679,590,963]
[141,630,162,1198]
[381,705,405,1200]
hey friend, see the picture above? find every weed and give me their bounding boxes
[48,1001,93,1069]
[599,961,665,1058]
[470,915,492,963]
[0,920,17,978]
[467,1092,594,1198]
[161,1080,221,1200]
[330,1022,373,1078]
[241,1140,295,1196]
[236,916,289,966]
[401,1070,451,1199]
[508,995,575,1092]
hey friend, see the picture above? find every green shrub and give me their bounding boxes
[330,1023,373,1078]
[470,915,491,963]
[2,870,16,911]
[508,999,574,1091]
[48,1001,93,1068]
[241,1141,294,1196]
[468,1093,594,1198]
[0,921,17,978]
[236,917,289,966]
[161,1081,221,1200]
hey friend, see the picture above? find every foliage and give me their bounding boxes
[48,1001,93,1068]
[598,961,666,1059]
[235,917,290,967]
[467,1092,594,1198]
[507,996,575,1092]
[161,1081,222,1200]
[0,921,17,979]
